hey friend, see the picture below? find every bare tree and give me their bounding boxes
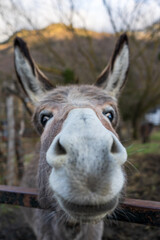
[103,0,160,139]
[5,84,17,185]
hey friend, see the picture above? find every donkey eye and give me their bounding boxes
[106,112,113,122]
[103,110,114,123]
[40,112,53,127]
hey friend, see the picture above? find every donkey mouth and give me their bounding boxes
[57,195,118,223]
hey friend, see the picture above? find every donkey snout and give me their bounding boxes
[46,108,127,170]
[47,108,127,205]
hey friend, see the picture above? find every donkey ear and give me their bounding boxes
[14,37,55,104]
[95,34,129,97]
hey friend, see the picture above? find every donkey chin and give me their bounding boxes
[49,173,124,224]
[56,193,119,223]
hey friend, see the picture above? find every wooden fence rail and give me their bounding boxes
[0,185,160,227]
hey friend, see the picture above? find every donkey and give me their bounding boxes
[14,33,129,240]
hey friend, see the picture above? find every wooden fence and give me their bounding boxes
[0,185,159,227]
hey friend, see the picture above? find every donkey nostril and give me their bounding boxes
[55,140,67,155]
[111,139,119,154]
[109,136,127,165]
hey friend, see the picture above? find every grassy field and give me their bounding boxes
[123,129,160,202]
[126,129,160,157]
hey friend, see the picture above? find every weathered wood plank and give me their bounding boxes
[0,185,159,227]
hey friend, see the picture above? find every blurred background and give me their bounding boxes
[0,0,160,239]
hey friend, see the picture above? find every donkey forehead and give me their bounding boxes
[38,85,117,107]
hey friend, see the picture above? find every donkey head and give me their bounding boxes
[14,34,129,223]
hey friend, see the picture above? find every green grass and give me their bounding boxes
[150,130,160,141]
[23,153,34,164]
[127,142,160,156]
[0,204,19,214]
[126,130,160,157]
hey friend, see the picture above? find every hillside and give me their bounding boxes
[0,22,157,85]
[0,23,114,85]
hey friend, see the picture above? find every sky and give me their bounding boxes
[0,0,160,42]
